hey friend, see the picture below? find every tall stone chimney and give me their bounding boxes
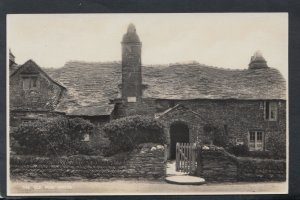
[248,50,269,69]
[121,23,142,103]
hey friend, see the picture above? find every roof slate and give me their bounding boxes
[67,104,115,116]
[9,63,20,76]
[11,60,66,90]
[44,61,286,113]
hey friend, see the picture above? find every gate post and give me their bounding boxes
[191,143,197,173]
[164,144,168,162]
[195,144,202,176]
[176,143,179,171]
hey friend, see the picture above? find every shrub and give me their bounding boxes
[227,145,273,159]
[103,115,165,155]
[267,131,286,159]
[89,127,111,155]
[203,124,227,147]
[247,150,271,159]
[11,116,94,156]
[227,144,249,157]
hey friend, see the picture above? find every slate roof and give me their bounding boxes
[66,104,115,116]
[155,104,206,122]
[11,60,67,89]
[45,61,286,113]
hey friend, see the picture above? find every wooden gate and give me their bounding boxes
[176,143,199,174]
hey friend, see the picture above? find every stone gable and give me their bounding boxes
[10,60,66,111]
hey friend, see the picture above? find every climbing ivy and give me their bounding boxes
[103,115,165,155]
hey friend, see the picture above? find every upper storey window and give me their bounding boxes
[265,101,278,121]
[22,76,39,90]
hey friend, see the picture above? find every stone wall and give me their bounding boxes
[114,98,156,118]
[9,111,63,130]
[157,99,286,156]
[10,61,65,111]
[196,146,286,182]
[237,157,286,182]
[121,38,142,100]
[196,146,238,182]
[10,143,166,180]
[125,143,166,179]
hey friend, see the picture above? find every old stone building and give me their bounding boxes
[9,52,66,129]
[9,24,286,159]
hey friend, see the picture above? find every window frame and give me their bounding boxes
[22,75,40,91]
[248,130,265,151]
[264,101,278,121]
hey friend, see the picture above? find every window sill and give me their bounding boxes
[264,119,277,122]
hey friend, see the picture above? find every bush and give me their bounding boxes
[267,132,286,159]
[227,144,249,157]
[247,151,271,159]
[227,144,272,159]
[103,115,165,155]
[11,116,94,156]
[203,124,227,147]
[89,127,111,155]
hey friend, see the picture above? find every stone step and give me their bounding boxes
[165,175,205,185]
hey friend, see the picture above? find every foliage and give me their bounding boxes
[227,144,272,159]
[103,115,165,155]
[89,127,111,155]
[247,151,271,159]
[227,144,249,157]
[202,124,228,147]
[11,116,94,156]
[267,131,286,159]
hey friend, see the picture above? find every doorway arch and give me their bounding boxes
[170,122,189,160]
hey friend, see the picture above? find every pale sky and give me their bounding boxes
[7,13,288,79]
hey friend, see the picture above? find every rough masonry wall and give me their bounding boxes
[10,71,64,111]
[196,146,238,182]
[10,143,166,180]
[114,98,156,118]
[157,99,286,150]
[9,111,63,130]
[121,43,142,100]
[196,146,286,182]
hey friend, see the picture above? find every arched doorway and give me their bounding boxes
[170,122,189,160]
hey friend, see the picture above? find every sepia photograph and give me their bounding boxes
[7,13,288,195]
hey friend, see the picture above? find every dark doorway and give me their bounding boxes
[170,122,189,160]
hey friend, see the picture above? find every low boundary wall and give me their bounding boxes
[196,146,286,182]
[10,143,166,180]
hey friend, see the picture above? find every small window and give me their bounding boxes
[248,131,264,151]
[257,131,263,141]
[265,101,278,121]
[32,77,38,87]
[22,77,39,90]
